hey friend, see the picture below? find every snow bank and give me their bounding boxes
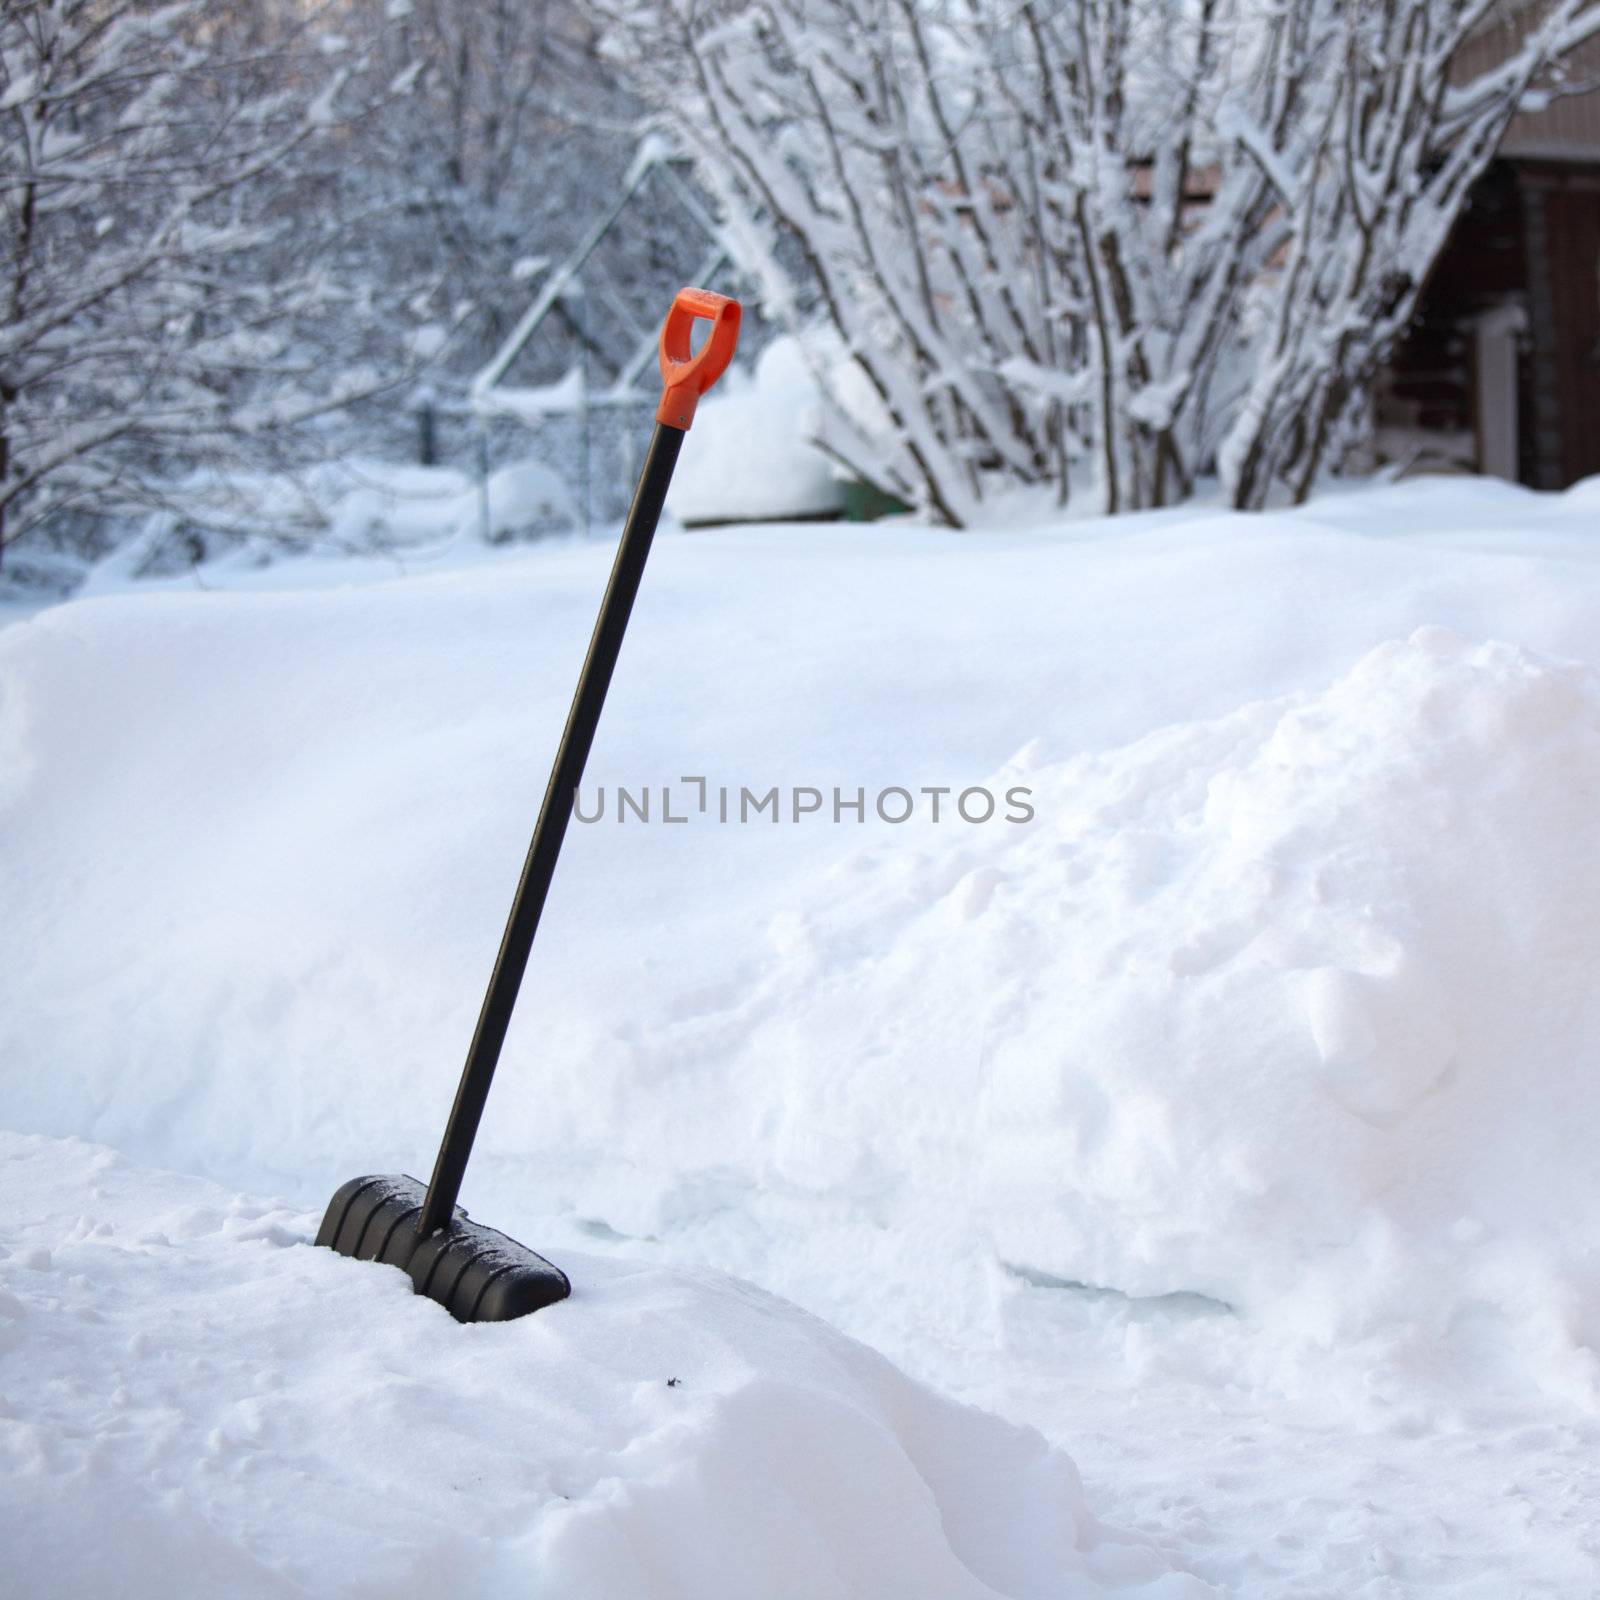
[326,459,577,548]
[0,1132,1212,1600]
[470,460,579,544]
[322,461,476,548]
[666,338,843,525]
[70,458,579,594]
[712,628,1600,1376]
[11,481,1600,1593]
[7,484,1600,1400]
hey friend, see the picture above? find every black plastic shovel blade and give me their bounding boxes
[316,1174,570,1323]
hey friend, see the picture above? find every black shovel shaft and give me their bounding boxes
[416,423,686,1239]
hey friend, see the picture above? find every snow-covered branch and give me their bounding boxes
[0,0,422,558]
[604,0,1600,519]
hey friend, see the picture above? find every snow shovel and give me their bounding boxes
[316,287,742,1322]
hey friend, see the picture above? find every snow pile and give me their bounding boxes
[8,514,1600,1387]
[706,628,1600,1373]
[322,461,477,548]
[666,338,843,525]
[10,482,1600,1593]
[71,457,579,596]
[319,459,577,548]
[466,460,579,544]
[0,1132,1213,1600]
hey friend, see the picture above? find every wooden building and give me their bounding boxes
[1378,45,1600,489]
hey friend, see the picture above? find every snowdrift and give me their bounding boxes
[6,491,1600,1393]
[0,1132,1212,1600]
[9,483,1600,1595]
[665,337,843,525]
[711,628,1600,1374]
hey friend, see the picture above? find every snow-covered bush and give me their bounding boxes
[0,0,431,566]
[334,0,697,386]
[0,0,748,574]
[606,0,1600,521]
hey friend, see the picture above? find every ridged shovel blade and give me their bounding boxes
[317,1174,570,1323]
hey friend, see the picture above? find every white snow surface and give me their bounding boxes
[785,626,1600,1378]
[1,1133,1202,1600]
[665,337,844,524]
[5,474,1600,1594]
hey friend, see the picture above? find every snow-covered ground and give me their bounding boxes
[4,475,1600,1595]
[4,1136,1206,1600]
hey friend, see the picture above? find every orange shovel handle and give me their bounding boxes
[656,287,742,430]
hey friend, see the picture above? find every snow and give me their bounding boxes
[475,367,590,424]
[470,460,579,543]
[321,461,478,548]
[665,337,844,525]
[779,626,1600,1385]
[324,458,574,547]
[61,458,581,587]
[5,473,1600,1594]
[1,1133,1204,1600]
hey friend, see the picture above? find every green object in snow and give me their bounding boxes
[841,479,913,522]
